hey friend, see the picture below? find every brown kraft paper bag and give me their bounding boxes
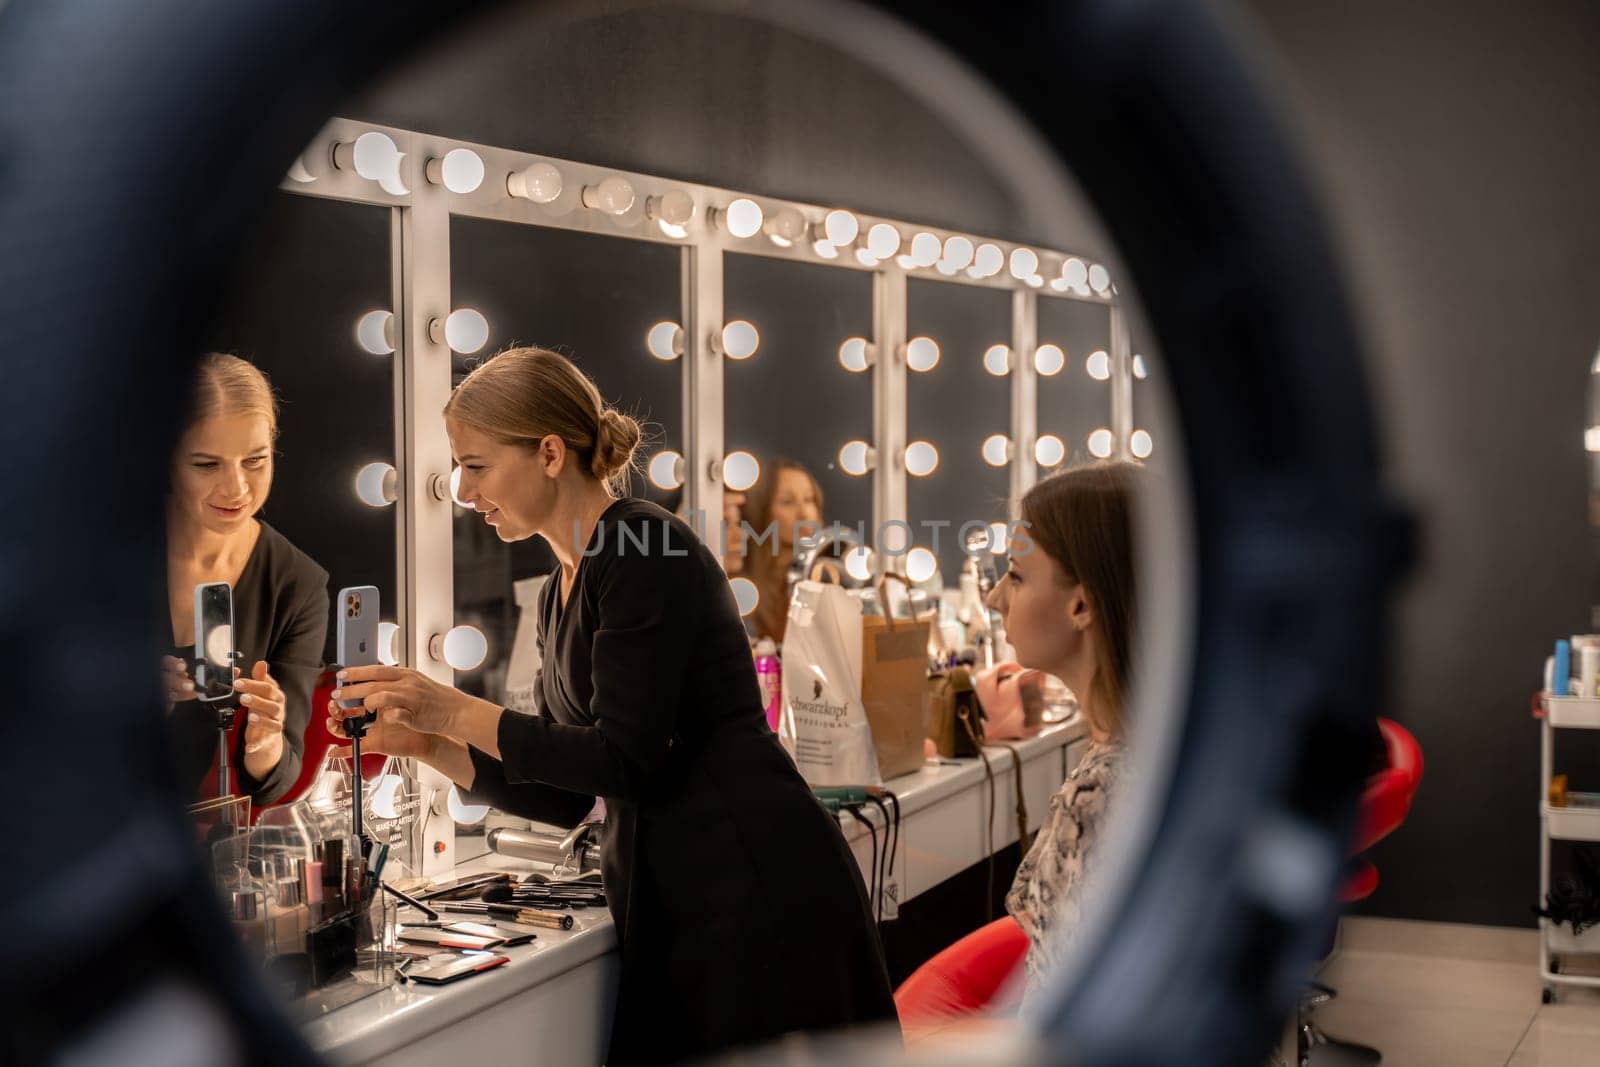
[859,575,932,781]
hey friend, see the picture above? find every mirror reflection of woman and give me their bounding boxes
[738,458,823,643]
[164,354,329,805]
[331,347,896,1065]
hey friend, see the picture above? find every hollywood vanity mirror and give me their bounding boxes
[254,114,1152,871]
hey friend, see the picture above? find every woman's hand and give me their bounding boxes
[235,660,287,778]
[332,665,506,759]
[161,655,195,711]
[325,703,437,761]
[331,665,468,737]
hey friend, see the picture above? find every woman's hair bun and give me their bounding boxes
[591,407,642,482]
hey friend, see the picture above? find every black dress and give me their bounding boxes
[463,499,898,1064]
[167,520,330,805]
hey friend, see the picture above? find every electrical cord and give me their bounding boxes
[843,806,881,925]
[866,795,896,918]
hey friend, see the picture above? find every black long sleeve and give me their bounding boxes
[493,513,703,800]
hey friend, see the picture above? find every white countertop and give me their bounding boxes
[305,717,1085,1063]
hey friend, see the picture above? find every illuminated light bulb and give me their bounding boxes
[723,451,760,492]
[972,243,1004,277]
[855,248,881,268]
[647,188,695,227]
[377,621,400,667]
[867,223,901,259]
[581,174,636,215]
[348,131,402,185]
[446,785,491,825]
[1588,427,1600,453]
[895,255,918,269]
[205,624,233,669]
[1131,429,1154,459]
[648,450,685,490]
[906,547,938,585]
[448,465,471,508]
[506,161,563,203]
[1034,343,1066,376]
[719,320,760,360]
[355,309,394,355]
[369,773,404,820]
[1133,354,1148,379]
[838,337,873,373]
[824,209,860,246]
[721,198,764,239]
[910,232,942,267]
[1009,247,1038,280]
[813,239,839,260]
[983,344,1011,376]
[941,235,975,271]
[1050,277,1071,292]
[355,462,398,508]
[1025,274,1044,289]
[987,522,1009,556]
[658,220,689,239]
[427,148,485,194]
[1088,428,1114,459]
[1088,264,1112,292]
[905,441,940,477]
[844,546,875,583]
[1085,349,1111,381]
[982,434,1012,467]
[905,336,941,373]
[1035,434,1066,467]
[1062,257,1089,288]
[935,261,961,277]
[439,625,488,671]
[838,440,875,477]
[730,577,760,617]
[646,321,684,361]
[441,308,489,354]
[765,207,807,247]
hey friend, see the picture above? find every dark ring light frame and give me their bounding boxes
[0,1,1402,1064]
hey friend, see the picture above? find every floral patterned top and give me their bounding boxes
[1004,738,1127,1003]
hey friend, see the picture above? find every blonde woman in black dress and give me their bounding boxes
[330,347,896,1064]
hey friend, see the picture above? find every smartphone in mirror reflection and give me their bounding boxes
[337,585,379,710]
[193,581,235,703]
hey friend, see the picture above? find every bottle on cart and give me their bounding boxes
[754,638,781,731]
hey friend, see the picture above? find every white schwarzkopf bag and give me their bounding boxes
[504,575,550,715]
[778,579,882,787]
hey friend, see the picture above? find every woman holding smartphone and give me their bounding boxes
[330,347,897,1065]
[164,353,329,805]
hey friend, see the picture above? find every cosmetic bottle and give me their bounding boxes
[231,885,268,959]
[754,639,781,731]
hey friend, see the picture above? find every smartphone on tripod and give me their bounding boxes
[193,581,236,705]
[336,585,379,713]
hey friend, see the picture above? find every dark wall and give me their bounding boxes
[1237,1,1600,927]
[208,194,397,664]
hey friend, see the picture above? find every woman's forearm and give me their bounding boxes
[421,735,478,790]
[442,692,505,760]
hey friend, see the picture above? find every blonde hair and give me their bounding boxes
[443,346,642,494]
[191,353,278,438]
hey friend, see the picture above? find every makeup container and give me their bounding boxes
[267,858,307,957]
[231,885,268,957]
[304,860,325,925]
[1581,644,1600,699]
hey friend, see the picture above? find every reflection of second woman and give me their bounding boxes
[163,354,329,805]
[739,457,822,644]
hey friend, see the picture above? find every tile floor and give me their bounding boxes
[1305,920,1600,1066]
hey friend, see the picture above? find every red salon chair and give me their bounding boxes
[894,915,1031,1040]
[1300,718,1424,1066]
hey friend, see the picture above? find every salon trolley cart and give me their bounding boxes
[1537,694,1600,1003]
